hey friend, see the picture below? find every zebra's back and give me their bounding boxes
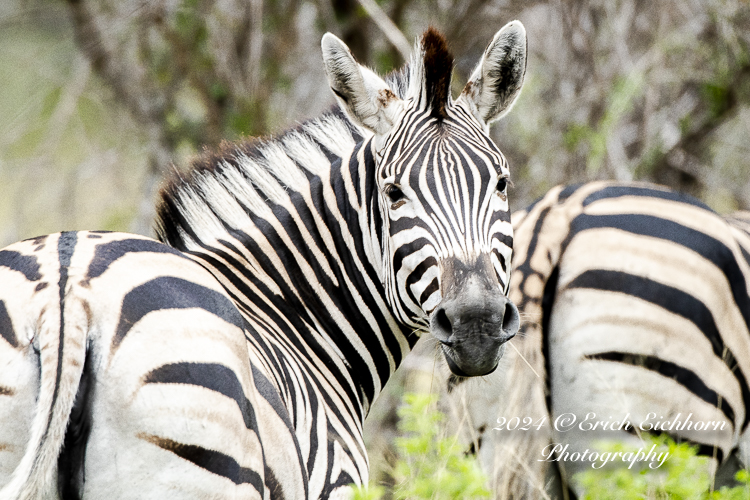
[0,231,305,499]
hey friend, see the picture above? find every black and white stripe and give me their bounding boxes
[0,24,527,499]
[437,181,750,499]
[0,232,265,499]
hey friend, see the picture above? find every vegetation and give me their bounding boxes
[574,435,750,500]
[360,392,750,499]
[355,392,490,500]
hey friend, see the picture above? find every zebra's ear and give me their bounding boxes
[321,33,402,136]
[457,21,527,129]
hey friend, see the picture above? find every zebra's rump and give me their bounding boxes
[0,231,305,500]
[543,194,744,466]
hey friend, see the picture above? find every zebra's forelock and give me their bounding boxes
[421,28,454,120]
[403,28,455,121]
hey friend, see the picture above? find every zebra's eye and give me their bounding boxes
[496,177,508,193]
[385,184,406,207]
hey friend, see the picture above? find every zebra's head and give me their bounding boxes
[322,23,525,377]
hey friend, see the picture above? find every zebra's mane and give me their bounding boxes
[155,105,365,251]
[155,28,454,252]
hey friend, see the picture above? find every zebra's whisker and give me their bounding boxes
[507,340,541,379]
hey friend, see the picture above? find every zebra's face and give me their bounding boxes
[376,112,521,377]
[323,23,526,376]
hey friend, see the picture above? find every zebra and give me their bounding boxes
[0,23,527,499]
[431,181,750,499]
[0,232,263,500]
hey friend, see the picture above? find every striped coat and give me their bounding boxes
[437,181,750,498]
[0,23,527,500]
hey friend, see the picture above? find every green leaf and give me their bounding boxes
[352,391,490,499]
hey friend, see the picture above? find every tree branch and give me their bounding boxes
[355,0,412,61]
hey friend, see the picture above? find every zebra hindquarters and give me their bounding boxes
[0,233,91,500]
[0,241,48,495]
[73,239,269,500]
[0,325,38,493]
[547,220,746,493]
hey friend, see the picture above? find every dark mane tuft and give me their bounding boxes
[421,27,454,121]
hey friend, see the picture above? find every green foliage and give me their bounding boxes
[353,485,387,500]
[0,13,149,241]
[354,392,490,500]
[712,470,750,500]
[40,86,63,118]
[634,145,667,178]
[574,435,750,500]
[175,0,208,47]
[375,50,400,76]
[701,82,733,120]
[100,207,138,232]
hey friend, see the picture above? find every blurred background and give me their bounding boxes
[3,0,750,492]
[4,0,750,248]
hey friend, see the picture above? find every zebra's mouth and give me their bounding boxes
[428,276,519,377]
[442,349,501,377]
[427,254,520,378]
[440,340,505,377]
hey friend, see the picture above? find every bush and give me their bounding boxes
[354,392,490,500]
[574,435,750,500]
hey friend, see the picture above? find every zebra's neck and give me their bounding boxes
[155,112,416,419]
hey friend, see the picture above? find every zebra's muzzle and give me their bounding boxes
[430,281,520,377]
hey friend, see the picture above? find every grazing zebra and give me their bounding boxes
[433,181,750,499]
[0,23,526,499]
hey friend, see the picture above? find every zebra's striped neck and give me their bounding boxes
[155,110,417,419]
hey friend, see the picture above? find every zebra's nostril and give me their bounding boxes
[502,300,520,336]
[432,308,453,343]
[435,309,452,332]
